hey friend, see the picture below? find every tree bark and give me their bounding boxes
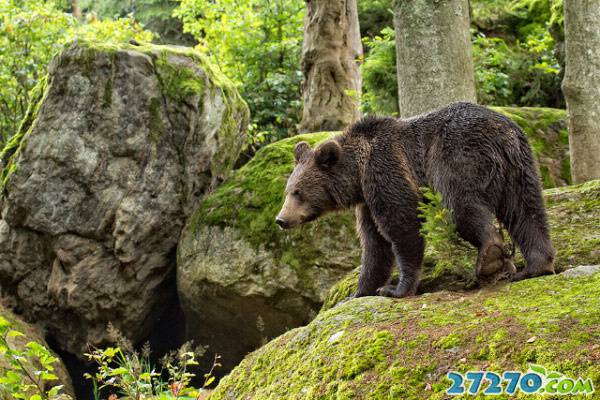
[72,0,82,19]
[299,0,362,133]
[394,0,476,118]
[562,0,600,183]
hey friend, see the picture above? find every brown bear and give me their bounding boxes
[276,102,555,298]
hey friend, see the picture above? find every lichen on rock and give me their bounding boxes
[211,268,600,399]
[0,40,249,357]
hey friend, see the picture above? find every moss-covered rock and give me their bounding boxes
[178,107,573,371]
[0,305,74,397]
[211,266,600,399]
[177,132,361,371]
[0,40,249,358]
[323,180,600,310]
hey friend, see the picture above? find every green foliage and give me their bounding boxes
[361,27,398,116]
[0,0,152,145]
[174,0,304,144]
[357,0,393,38]
[360,0,565,110]
[80,0,190,44]
[85,325,219,399]
[417,187,468,261]
[0,317,67,400]
[471,0,564,107]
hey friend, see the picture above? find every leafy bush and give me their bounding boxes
[0,317,68,400]
[417,187,467,261]
[79,0,192,45]
[471,0,564,107]
[361,27,398,116]
[0,0,153,146]
[175,0,304,144]
[85,325,218,400]
[360,0,565,111]
[357,0,393,38]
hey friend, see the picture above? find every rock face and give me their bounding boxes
[211,268,600,399]
[0,305,74,397]
[323,180,600,310]
[178,113,585,372]
[0,41,249,356]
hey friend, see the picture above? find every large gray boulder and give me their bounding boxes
[0,41,249,356]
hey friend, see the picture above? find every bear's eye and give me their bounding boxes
[292,189,303,200]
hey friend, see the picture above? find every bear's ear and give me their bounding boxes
[315,141,341,169]
[294,141,311,164]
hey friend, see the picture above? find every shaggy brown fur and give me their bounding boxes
[276,102,555,298]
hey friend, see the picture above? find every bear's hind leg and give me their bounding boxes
[499,197,555,282]
[452,202,515,279]
[355,204,395,297]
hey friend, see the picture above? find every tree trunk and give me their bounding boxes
[562,0,600,183]
[394,0,476,118]
[299,0,362,133]
[72,0,82,19]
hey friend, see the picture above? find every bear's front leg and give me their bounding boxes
[375,235,424,298]
[363,167,425,298]
[354,204,394,297]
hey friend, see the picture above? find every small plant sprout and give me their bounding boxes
[0,316,68,399]
[85,325,220,399]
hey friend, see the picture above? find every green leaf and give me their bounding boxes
[529,364,546,376]
[7,330,25,338]
[47,384,64,396]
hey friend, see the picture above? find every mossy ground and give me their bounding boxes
[323,180,600,310]
[211,271,600,400]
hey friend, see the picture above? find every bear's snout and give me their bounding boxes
[275,216,291,229]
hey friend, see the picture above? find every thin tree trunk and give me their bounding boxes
[562,0,600,183]
[72,0,82,19]
[299,0,362,133]
[394,0,476,118]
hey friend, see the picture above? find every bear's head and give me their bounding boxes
[275,140,346,229]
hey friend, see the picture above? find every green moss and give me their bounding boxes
[0,76,49,192]
[322,180,600,311]
[148,97,164,143]
[186,132,357,273]
[212,271,600,400]
[154,51,206,101]
[102,77,113,109]
[209,86,250,179]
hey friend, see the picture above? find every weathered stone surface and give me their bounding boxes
[0,305,74,397]
[0,41,249,356]
[211,269,600,399]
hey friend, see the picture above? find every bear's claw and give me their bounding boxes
[511,262,555,282]
[376,284,414,298]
